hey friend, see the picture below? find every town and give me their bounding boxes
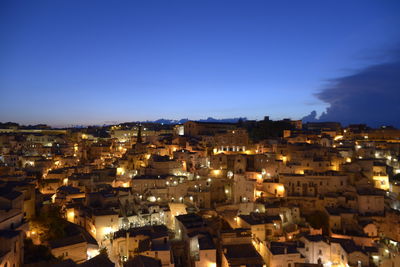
[0,117,399,267]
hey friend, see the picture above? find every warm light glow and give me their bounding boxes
[103,226,112,235]
[373,175,390,190]
[67,210,75,222]
[346,158,351,163]
[26,161,35,167]
[87,248,100,260]
[117,167,125,175]
[334,135,343,140]
[51,194,56,203]
[212,169,221,176]
[243,149,255,155]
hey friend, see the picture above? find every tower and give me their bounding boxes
[137,125,143,143]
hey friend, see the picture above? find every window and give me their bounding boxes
[319,249,322,255]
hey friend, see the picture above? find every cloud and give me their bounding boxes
[303,50,400,127]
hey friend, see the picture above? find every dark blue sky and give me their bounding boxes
[1,1,399,126]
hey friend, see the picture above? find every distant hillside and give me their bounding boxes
[139,117,247,125]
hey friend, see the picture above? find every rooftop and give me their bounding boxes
[176,213,206,229]
[239,213,281,225]
[223,244,265,266]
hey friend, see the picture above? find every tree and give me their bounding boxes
[24,238,56,264]
[30,205,69,242]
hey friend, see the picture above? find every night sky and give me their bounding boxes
[1,1,399,127]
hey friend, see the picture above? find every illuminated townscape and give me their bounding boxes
[2,1,400,266]
[1,119,400,266]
